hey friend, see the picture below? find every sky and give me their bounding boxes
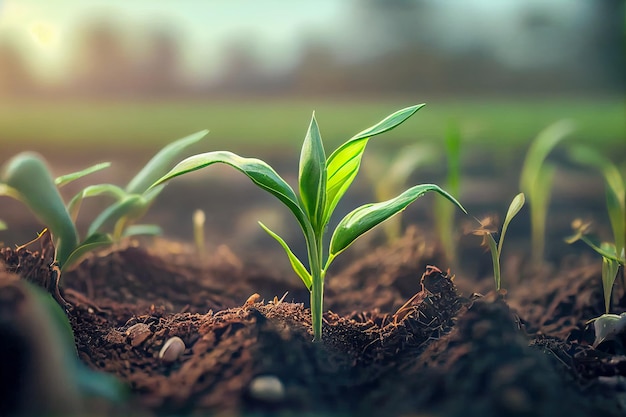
[0,0,594,83]
[0,0,345,82]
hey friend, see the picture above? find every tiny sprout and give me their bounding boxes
[152,105,467,341]
[470,193,525,291]
[159,336,186,363]
[193,209,206,256]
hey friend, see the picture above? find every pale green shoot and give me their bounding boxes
[435,122,462,263]
[566,220,625,314]
[152,105,467,341]
[519,120,575,264]
[472,193,525,290]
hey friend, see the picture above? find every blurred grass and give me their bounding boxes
[0,97,623,156]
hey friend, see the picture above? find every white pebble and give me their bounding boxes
[159,336,185,363]
[248,375,285,402]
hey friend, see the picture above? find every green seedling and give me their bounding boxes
[519,120,575,264]
[471,193,525,291]
[0,130,208,274]
[567,145,625,268]
[567,220,625,312]
[365,143,439,242]
[434,122,462,263]
[567,218,625,348]
[152,105,467,341]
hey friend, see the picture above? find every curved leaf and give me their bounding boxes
[55,162,111,187]
[87,194,146,237]
[520,119,574,195]
[1,152,78,266]
[67,184,127,221]
[330,184,466,259]
[152,151,311,236]
[298,113,326,229]
[126,130,209,195]
[61,233,114,272]
[323,104,425,225]
[498,192,525,256]
[259,222,312,290]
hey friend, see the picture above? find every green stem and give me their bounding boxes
[308,231,325,342]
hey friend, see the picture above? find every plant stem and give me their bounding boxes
[308,231,325,342]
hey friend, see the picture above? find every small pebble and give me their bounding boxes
[159,336,186,363]
[126,323,152,347]
[248,375,285,402]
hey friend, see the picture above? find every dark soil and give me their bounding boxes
[1,222,625,417]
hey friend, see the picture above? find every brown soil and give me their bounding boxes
[1,222,625,417]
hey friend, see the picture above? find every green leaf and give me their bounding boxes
[61,233,114,272]
[298,113,327,229]
[498,193,525,256]
[329,183,466,260]
[0,219,6,230]
[600,243,620,313]
[323,104,425,226]
[55,162,111,187]
[126,130,209,195]
[259,222,312,290]
[1,152,78,266]
[87,194,146,237]
[151,151,311,236]
[67,184,127,221]
[122,224,163,237]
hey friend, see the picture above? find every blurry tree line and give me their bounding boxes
[0,0,623,99]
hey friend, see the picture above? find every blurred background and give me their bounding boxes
[0,0,624,263]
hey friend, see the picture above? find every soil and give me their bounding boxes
[1,154,626,417]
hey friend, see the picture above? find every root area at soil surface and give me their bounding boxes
[1,227,626,417]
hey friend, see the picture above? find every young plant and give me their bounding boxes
[470,193,525,291]
[0,130,208,275]
[567,145,625,269]
[152,105,467,341]
[567,219,626,348]
[519,120,575,264]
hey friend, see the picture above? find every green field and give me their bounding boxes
[0,97,623,156]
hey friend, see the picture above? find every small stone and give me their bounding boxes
[126,323,152,347]
[159,336,186,363]
[248,375,285,402]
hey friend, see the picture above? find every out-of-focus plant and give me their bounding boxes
[519,119,575,264]
[0,130,208,274]
[567,219,626,348]
[0,273,127,415]
[193,209,206,256]
[365,143,439,242]
[564,146,625,348]
[434,122,462,263]
[567,145,625,268]
[152,105,467,341]
[470,193,525,291]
